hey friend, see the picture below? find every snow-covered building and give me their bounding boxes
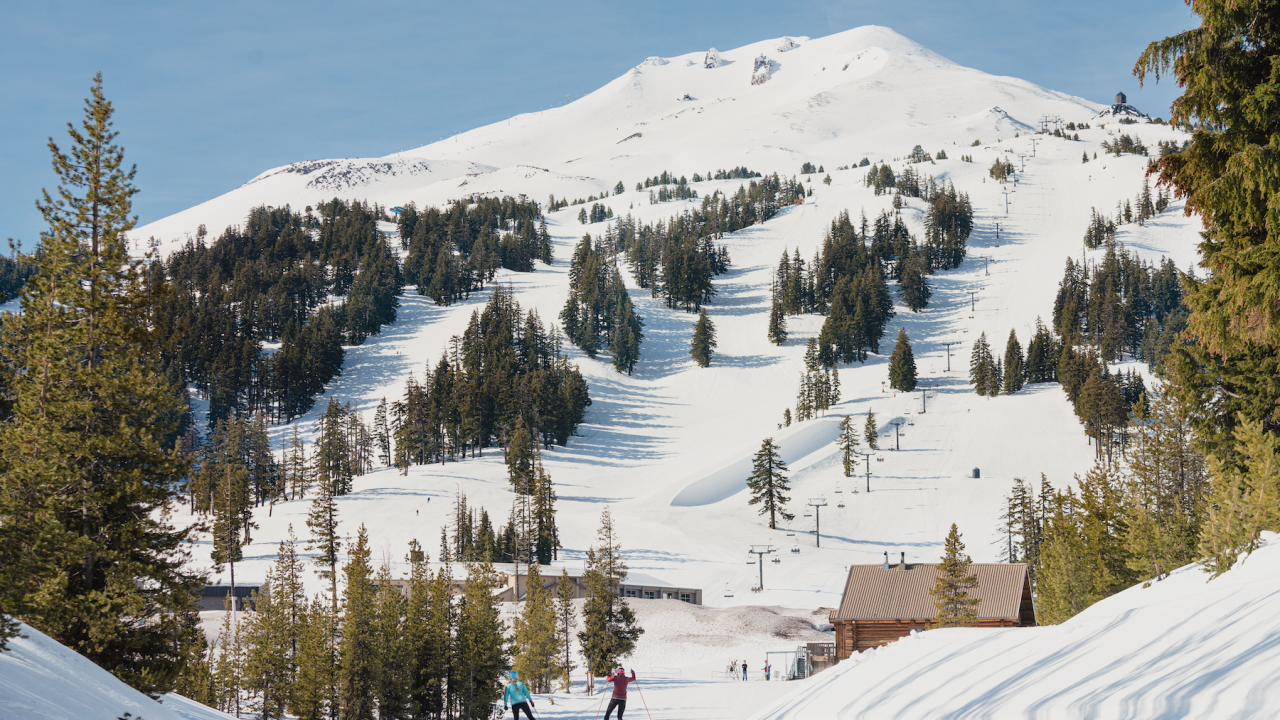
[488,564,702,604]
[829,554,1034,657]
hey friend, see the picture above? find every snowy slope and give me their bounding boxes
[0,622,232,720]
[133,26,1203,614]
[747,534,1280,720]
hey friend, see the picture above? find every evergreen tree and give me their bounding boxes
[338,525,377,720]
[1003,330,1025,394]
[1199,415,1280,576]
[767,298,787,345]
[0,73,204,692]
[837,415,859,477]
[513,563,562,693]
[454,557,507,720]
[930,523,980,628]
[373,558,410,720]
[292,596,337,720]
[373,397,392,467]
[864,411,879,451]
[887,328,918,392]
[555,570,577,693]
[578,508,642,675]
[306,467,342,610]
[899,252,931,312]
[211,596,245,715]
[690,309,717,367]
[505,420,536,494]
[969,332,998,396]
[746,438,793,529]
[243,528,306,719]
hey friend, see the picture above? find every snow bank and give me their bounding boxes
[750,534,1280,720]
[0,622,231,720]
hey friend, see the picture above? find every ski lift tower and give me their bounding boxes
[853,448,875,492]
[749,545,777,590]
[806,498,828,547]
[889,419,905,451]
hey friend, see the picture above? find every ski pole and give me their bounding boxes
[634,680,655,720]
[592,689,606,720]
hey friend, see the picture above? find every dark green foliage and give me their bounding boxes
[395,286,591,468]
[401,196,547,296]
[795,339,840,421]
[767,298,787,345]
[801,161,817,174]
[613,207,736,312]
[339,526,377,720]
[561,235,645,372]
[888,328,917,392]
[578,509,642,675]
[156,199,400,424]
[969,332,1000,396]
[988,158,1015,181]
[898,251,931,311]
[1025,318,1060,384]
[0,252,36,302]
[1100,133,1147,156]
[1052,249,1186,364]
[690,310,716,367]
[1003,330,1026,394]
[0,73,204,693]
[747,438,793,529]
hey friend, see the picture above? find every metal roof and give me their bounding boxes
[831,562,1028,623]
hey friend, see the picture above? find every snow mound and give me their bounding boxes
[671,416,843,507]
[704,47,722,68]
[751,55,773,86]
[639,56,669,68]
[0,621,232,720]
[777,37,800,53]
[750,534,1280,720]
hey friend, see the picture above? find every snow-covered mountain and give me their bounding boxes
[136,26,1099,244]
[142,26,1200,615]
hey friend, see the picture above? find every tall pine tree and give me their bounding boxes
[746,438,793,529]
[887,328,917,392]
[0,73,204,692]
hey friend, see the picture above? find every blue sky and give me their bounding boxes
[0,1,1197,244]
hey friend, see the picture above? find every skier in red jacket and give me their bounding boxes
[604,667,636,720]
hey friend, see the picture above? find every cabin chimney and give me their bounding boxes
[882,551,890,570]
[900,551,906,567]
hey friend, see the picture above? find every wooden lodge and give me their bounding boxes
[830,552,1035,658]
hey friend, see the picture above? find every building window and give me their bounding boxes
[664,592,674,600]
[644,591,655,599]
[625,589,638,598]
[680,593,692,603]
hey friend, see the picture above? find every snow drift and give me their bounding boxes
[0,622,231,720]
[750,534,1280,720]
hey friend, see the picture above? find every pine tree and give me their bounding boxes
[887,328,918,392]
[505,420,536,494]
[690,309,717,367]
[292,596,337,720]
[211,596,245,715]
[533,459,559,564]
[746,438,793,529]
[454,557,507,720]
[373,558,410,720]
[555,570,577,693]
[1199,415,1280,576]
[767,298,787,345]
[373,397,392,467]
[1003,329,1025,394]
[513,563,562,693]
[864,411,879,451]
[243,528,306,719]
[837,415,859,477]
[338,525,377,720]
[306,466,342,610]
[578,508,642,675]
[930,523,980,628]
[0,73,204,691]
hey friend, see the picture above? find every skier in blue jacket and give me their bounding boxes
[504,671,535,720]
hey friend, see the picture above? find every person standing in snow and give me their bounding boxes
[604,667,636,720]
[504,671,536,720]
[741,661,748,681]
